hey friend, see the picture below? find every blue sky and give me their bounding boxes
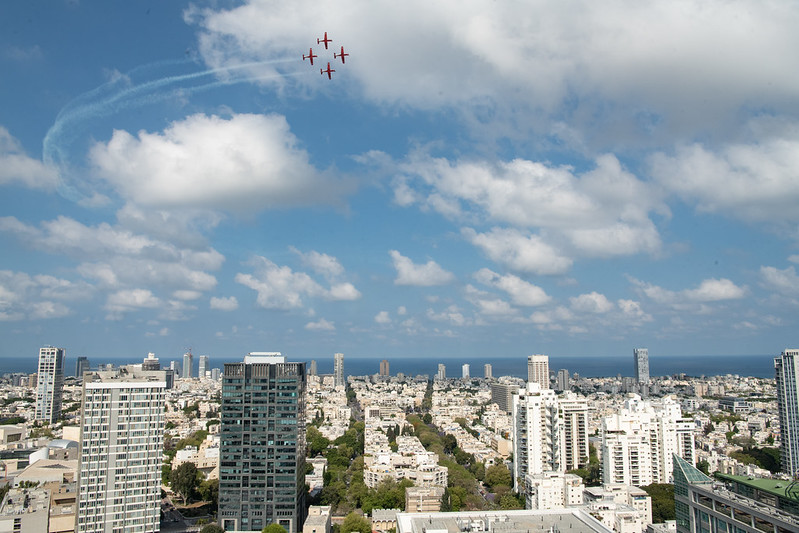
[2,0,799,364]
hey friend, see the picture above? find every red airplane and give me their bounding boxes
[317,32,332,49]
[333,46,349,64]
[320,62,335,79]
[302,48,317,65]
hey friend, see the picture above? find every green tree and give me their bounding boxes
[484,464,512,491]
[422,413,432,424]
[642,483,675,523]
[340,512,371,533]
[171,462,199,503]
[200,525,224,533]
[198,478,219,506]
[262,524,288,533]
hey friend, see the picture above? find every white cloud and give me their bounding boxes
[305,318,335,331]
[374,311,391,324]
[570,292,614,313]
[291,247,346,280]
[651,130,799,223]
[397,306,407,315]
[427,305,470,325]
[210,296,239,311]
[105,289,161,316]
[389,250,454,286]
[473,268,551,307]
[630,276,747,307]
[173,290,203,301]
[90,113,354,211]
[761,266,799,295]
[236,256,360,310]
[0,270,91,321]
[0,127,59,190]
[464,228,572,276]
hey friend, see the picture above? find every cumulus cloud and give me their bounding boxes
[473,268,550,306]
[570,292,614,313]
[0,271,85,321]
[463,228,572,275]
[630,276,747,307]
[291,247,345,280]
[389,250,454,286]
[105,289,161,316]
[651,131,799,223]
[0,127,59,190]
[236,256,361,310]
[210,296,239,311]
[90,113,354,211]
[761,265,799,295]
[305,318,335,331]
[374,311,391,324]
[189,1,799,148]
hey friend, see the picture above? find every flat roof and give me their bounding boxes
[716,473,799,502]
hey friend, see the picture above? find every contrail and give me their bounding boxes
[43,58,302,201]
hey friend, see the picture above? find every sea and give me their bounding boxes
[0,354,776,380]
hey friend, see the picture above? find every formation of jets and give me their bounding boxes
[303,32,348,80]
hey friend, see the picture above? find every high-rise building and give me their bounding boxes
[558,393,589,472]
[555,369,570,391]
[512,383,560,491]
[199,355,209,378]
[601,395,694,486]
[775,349,799,476]
[219,353,307,532]
[211,368,221,381]
[437,364,446,380]
[76,367,166,533]
[334,352,344,388]
[183,351,193,379]
[490,380,521,413]
[75,356,89,379]
[170,360,181,376]
[484,364,493,379]
[527,354,550,389]
[142,352,160,371]
[35,346,65,424]
[309,360,317,376]
[462,364,470,379]
[633,348,649,384]
[380,359,390,376]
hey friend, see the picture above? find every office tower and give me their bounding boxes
[183,351,193,379]
[512,383,560,491]
[334,352,344,387]
[211,368,221,381]
[76,367,166,533]
[527,354,550,389]
[462,364,470,378]
[142,352,160,370]
[170,360,181,376]
[555,369,570,391]
[484,364,492,379]
[437,364,446,380]
[558,393,589,472]
[775,349,799,476]
[309,359,317,376]
[491,380,521,413]
[75,356,89,379]
[633,348,649,383]
[380,359,390,376]
[601,395,695,486]
[35,346,65,424]
[199,355,209,378]
[219,353,307,533]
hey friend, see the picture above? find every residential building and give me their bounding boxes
[75,356,89,379]
[462,364,470,379]
[775,349,799,476]
[490,379,523,414]
[556,368,570,391]
[512,382,560,491]
[302,506,331,533]
[142,352,160,371]
[334,352,344,387]
[634,348,650,384]
[405,486,445,513]
[380,359,390,376]
[558,392,590,472]
[436,364,446,381]
[528,354,550,389]
[183,351,193,379]
[199,355,209,378]
[524,471,584,510]
[396,509,612,533]
[309,359,317,377]
[484,363,492,379]
[76,367,166,533]
[219,353,307,533]
[36,346,65,424]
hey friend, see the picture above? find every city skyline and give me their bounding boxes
[3,2,799,361]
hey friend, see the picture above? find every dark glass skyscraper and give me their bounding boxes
[219,353,306,533]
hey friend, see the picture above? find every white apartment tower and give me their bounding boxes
[528,354,550,389]
[77,368,166,533]
[512,383,560,491]
[35,346,65,424]
[634,348,650,383]
[437,364,446,380]
[334,352,345,387]
[558,393,590,472]
[601,395,695,486]
[462,364,470,379]
[484,364,493,379]
[183,351,193,379]
[775,349,799,476]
